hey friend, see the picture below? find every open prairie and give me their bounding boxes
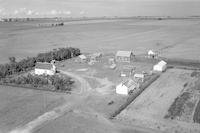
[1,18,200,63]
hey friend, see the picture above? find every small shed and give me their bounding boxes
[116,79,139,95]
[153,60,167,72]
[115,51,134,62]
[90,53,102,62]
[35,62,56,75]
[134,73,145,82]
[148,50,157,58]
[76,54,87,63]
[120,66,134,77]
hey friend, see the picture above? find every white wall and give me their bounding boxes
[35,68,55,76]
[116,83,128,95]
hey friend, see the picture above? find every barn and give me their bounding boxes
[116,79,139,95]
[153,60,167,72]
[35,62,56,75]
[115,51,134,62]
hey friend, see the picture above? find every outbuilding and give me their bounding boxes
[35,62,56,75]
[76,54,87,63]
[148,50,157,58]
[134,73,145,82]
[116,79,139,95]
[153,60,167,72]
[89,52,102,62]
[115,51,134,62]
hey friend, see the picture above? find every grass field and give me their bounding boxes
[0,85,67,133]
[1,18,200,63]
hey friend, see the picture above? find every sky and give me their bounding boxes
[0,0,200,18]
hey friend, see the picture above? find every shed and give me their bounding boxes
[148,50,157,58]
[35,62,56,75]
[115,51,134,62]
[116,79,139,95]
[90,53,102,62]
[76,54,87,63]
[134,73,145,82]
[120,66,134,77]
[153,60,167,72]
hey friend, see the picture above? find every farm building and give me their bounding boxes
[116,79,139,95]
[89,52,103,62]
[120,66,134,77]
[148,50,157,58]
[76,54,87,63]
[153,60,167,72]
[134,73,145,82]
[35,62,56,75]
[115,51,134,62]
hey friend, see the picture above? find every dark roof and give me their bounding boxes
[35,62,53,70]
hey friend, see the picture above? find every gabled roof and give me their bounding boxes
[122,79,138,89]
[156,60,167,66]
[35,62,53,70]
[148,50,156,55]
[134,73,144,78]
[116,51,133,57]
[79,55,87,59]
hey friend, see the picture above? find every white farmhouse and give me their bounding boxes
[35,62,56,75]
[116,79,139,95]
[153,60,167,72]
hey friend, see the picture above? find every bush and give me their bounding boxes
[3,74,74,92]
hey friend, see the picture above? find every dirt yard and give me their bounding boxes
[116,68,200,133]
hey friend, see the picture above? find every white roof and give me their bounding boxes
[79,55,87,59]
[148,50,156,55]
[116,51,133,57]
[156,60,167,66]
[134,73,144,78]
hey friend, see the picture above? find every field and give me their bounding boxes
[116,68,200,133]
[0,85,67,133]
[1,18,200,63]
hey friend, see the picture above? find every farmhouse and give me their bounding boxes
[153,60,167,72]
[76,54,87,63]
[115,51,134,62]
[116,79,139,95]
[35,62,56,75]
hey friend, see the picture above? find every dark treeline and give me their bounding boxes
[0,47,81,79]
[2,74,74,91]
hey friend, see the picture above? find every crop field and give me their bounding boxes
[1,18,200,63]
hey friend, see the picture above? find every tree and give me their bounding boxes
[9,57,16,63]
